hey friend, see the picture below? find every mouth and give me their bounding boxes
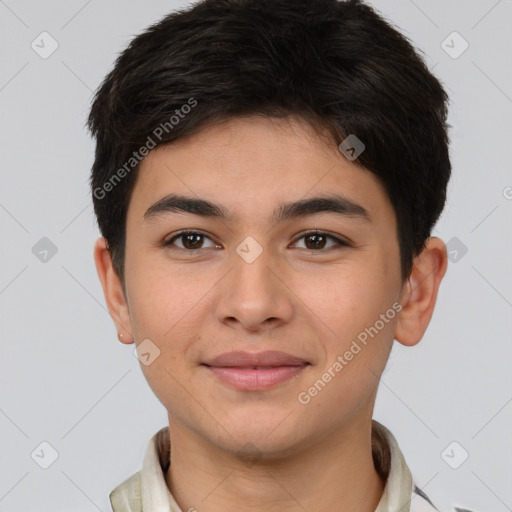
[201,350,311,391]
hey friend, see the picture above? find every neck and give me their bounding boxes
[165,416,385,512]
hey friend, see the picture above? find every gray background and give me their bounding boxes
[0,0,511,511]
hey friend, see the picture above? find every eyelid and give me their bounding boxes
[290,229,353,249]
[164,229,221,249]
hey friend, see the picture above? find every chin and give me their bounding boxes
[219,414,302,454]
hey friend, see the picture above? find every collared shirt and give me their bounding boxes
[109,420,467,512]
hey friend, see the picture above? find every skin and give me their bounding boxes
[94,115,448,512]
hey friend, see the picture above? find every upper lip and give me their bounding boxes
[202,350,310,367]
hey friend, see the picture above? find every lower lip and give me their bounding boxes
[204,365,308,391]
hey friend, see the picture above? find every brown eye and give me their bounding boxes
[181,233,204,249]
[292,231,350,251]
[304,233,328,250]
[165,231,218,250]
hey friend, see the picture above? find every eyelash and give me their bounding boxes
[163,229,352,252]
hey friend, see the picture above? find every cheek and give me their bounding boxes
[308,265,396,338]
[129,277,204,410]
[126,254,207,340]
[303,266,399,404]
[125,256,212,393]
[297,276,396,426]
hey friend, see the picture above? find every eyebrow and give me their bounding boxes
[143,193,371,224]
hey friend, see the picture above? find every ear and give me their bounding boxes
[394,237,448,347]
[93,237,134,344]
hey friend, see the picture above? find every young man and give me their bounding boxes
[88,0,468,510]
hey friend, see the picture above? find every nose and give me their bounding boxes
[213,246,294,333]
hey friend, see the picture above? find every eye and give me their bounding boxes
[291,230,351,251]
[163,230,351,252]
[164,230,220,250]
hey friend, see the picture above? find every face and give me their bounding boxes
[108,116,407,456]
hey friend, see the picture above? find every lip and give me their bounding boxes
[202,350,310,391]
[203,350,309,367]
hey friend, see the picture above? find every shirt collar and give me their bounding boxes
[110,419,414,512]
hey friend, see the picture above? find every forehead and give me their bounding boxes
[126,115,395,228]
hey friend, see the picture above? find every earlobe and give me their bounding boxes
[394,237,448,347]
[93,237,134,344]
